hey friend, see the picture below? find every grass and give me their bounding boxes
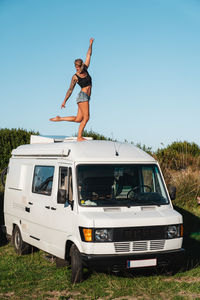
[0,243,200,299]
[0,202,200,300]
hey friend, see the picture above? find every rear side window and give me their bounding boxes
[32,166,54,196]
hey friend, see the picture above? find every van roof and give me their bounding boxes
[11,138,155,163]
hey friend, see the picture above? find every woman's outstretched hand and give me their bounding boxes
[90,38,94,45]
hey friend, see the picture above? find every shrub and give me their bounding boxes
[171,168,200,208]
[0,128,38,170]
[166,141,200,157]
[155,141,200,172]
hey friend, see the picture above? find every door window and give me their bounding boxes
[57,167,73,204]
[32,166,54,196]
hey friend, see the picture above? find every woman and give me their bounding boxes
[50,38,94,141]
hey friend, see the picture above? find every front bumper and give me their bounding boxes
[81,248,185,271]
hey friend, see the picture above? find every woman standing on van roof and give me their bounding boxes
[50,38,94,141]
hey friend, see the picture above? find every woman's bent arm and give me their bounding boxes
[61,75,77,108]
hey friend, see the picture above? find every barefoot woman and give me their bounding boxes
[50,38,94,141]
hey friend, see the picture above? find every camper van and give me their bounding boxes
[3,136,184,282]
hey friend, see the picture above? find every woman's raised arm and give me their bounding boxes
[84,38,94,68]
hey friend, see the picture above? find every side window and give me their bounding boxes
[58,167,68,192]
[69,167,73,201]
[32,166,54,196]
[57,167,73,204]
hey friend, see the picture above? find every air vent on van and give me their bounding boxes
[103,208,121,212]
[141,206,156,211]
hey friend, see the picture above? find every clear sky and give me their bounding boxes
[0,0,200,150]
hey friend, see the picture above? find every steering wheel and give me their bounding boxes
[127,185,152,199]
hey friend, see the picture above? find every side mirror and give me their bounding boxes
[57,189,68,204]
[168,185,176,200]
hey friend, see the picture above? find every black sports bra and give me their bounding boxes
[75,70,92,88]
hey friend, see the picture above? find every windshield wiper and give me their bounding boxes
[141,200,162,206]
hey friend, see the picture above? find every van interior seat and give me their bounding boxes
[81,176,114,199]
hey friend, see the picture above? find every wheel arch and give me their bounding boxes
[65,238,83,261]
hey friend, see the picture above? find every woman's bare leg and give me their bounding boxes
[49,106,83,122]
[50,116,76,122]
[49,102,89,141]
[77,101,90,141]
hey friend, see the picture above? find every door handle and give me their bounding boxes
[28,202,33,205]
[51,207,56,210]
[45,206,50,209]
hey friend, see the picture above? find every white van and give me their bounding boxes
[4,136,185,282]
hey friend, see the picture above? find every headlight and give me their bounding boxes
[79,227,113,242]
[166,225,182,239]
[95,229,113,242]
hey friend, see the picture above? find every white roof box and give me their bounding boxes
[30,135,54,144]
[64,137,93,142]
[30,135,93,144]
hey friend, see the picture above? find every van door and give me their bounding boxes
[26,164,74,258]
[45,165,75,258]
[49,165,75,258]
[25,164,55,249]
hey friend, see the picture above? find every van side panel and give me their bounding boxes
[4,159,34,237]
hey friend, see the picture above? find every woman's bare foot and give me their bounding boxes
[77,137,87,141]
[49,116,61,122]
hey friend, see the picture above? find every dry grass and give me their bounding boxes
[171,167,200,197]
[166,167,200,215]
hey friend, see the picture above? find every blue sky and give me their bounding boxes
[0,0,200,150]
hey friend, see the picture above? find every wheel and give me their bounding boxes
[70,244,83,283]
[13,225,31,255]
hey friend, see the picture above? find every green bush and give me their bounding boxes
[155,141,200,171]
[0,128,38,170]
[166,141,200,156]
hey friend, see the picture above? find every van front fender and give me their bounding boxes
[65,236,93,260]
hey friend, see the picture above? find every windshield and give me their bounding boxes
[77,164,169,207]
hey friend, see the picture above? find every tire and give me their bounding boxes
[70,244,83,283]
[13,225,31,255]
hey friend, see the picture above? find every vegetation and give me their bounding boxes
[154,141,200,176]
[0,128,39,170]
[0,129,200,299]
[0,243,200,299]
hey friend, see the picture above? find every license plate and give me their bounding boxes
[127,258,157,268]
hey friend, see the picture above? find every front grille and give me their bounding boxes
[114,242,130,252]
[114,240,165,253]
[113,226,166,242]
[132,241,148,251]
[150,240,165,250]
